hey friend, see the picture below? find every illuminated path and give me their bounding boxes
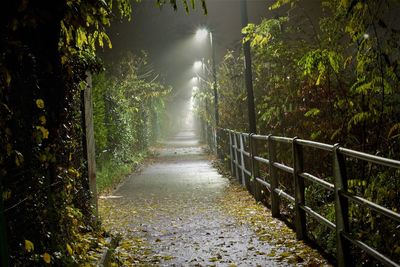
[99,130,329,266]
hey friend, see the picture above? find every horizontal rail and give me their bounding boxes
[296,139,334,151]
[274,188,295,203]
[342,233,400,267]
[254,156,269,165]
[272,162,294,174]
[338,147,400,169]
[252,134,269,141]
[243,168,252,177]
[270,136,293,143]
[300,205,336,230]
[299,172,334,191]
[256,177,271,191]
[220,126,400,267]
[341,191,400,223]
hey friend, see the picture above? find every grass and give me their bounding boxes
[96,152,148,194]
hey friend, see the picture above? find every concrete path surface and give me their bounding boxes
[99,130,330,266]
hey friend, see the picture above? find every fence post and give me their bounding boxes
[333,144,350,267]
[268,135,280,217]
[0,188,9,267]
[233,132,241,183]
[229,131,235,177]
[250,134,262,202]
[213,127,217,154]
[292,137,307,240]
[82,72,98,215]
[239,133,246,186]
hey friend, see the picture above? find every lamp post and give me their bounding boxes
[195,28,219,128]
[240,0,257,134]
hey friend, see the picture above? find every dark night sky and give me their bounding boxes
[103,0,273,89]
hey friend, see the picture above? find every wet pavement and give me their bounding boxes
[99,130,328,266]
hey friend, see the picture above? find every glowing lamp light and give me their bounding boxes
[193,61,202,69]
[195,28,208,41]
[191,77,199,83]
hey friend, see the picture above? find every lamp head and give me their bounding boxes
[195,28,208,41]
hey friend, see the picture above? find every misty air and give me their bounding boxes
[0,0,399,266]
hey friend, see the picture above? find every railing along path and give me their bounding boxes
[207,127,400,267]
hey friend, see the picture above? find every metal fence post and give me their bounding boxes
[250,134,262,202]
[268,135,280,217]
[333,144,350,267]
[293,137,307,240]
[239,133,246,186]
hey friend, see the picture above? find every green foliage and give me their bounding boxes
[93,52,170,192]
[215,0,400,264]
[0,0,204,265]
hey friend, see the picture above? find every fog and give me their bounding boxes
[99,0,272,134]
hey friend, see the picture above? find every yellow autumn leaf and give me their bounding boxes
[2,190,11,201]
[39,115,46,125]
[25,240,34,252]
[5,70,12,86]
[36,126,49,139]
[6,143,12,156]
[66,243,73,255]
[43,252,51,263]
[15,151,24,167]
[36,99,45,109]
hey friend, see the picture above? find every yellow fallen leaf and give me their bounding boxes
[2,190,11,201]
[66,243,73,255]
[39,115,46,125]
[36,126,49,139]
[43,252,51,263]
[25,240,34,252]
[36,99,45,109]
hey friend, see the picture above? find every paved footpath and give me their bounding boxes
[99,130,330,266]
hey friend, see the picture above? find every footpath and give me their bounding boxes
[99,130,330,266]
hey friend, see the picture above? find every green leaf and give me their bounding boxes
[304,108,320,117]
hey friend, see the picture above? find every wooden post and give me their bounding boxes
[0,187,9,267]
[233,132,241,183]
[293,137,307,240]
[250,134,262,202]
[239,133,246,186]
[82,72,98,215]
[333,144,350,267]
[268,135,280,217]
[229,131,235,176]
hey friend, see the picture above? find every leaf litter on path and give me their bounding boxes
[98,133,331,266]
[98,181,331,266]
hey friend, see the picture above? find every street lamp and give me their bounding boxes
[191,76,199,84]
[193,60,203,70]
[195,28,208,41]
[194,28,219,128]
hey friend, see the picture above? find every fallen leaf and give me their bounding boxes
[25,240,34,252]
[43,252,51,263]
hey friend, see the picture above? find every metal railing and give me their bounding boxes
[210,127,400,267]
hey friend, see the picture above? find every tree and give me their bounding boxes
[0,0,206,264]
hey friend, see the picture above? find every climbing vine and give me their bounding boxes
[0,0,206,265]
